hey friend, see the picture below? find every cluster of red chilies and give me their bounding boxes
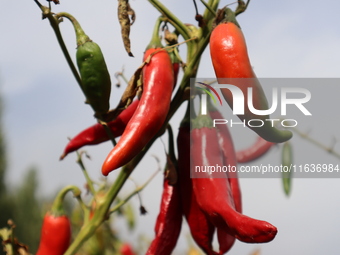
[55,7,283,255]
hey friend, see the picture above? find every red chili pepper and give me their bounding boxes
[36,213,71,255]
[191,115,277,243]
[120,243,136,255]
[177,105,218,255]
[208,102,238,253]
[209,8,292,143]
[101,19,173,175]
[146,172,182,255]
[146,126,182,255]
[236,136,274,163]
[208,101,242,213]
[60,99,139,160]
[36,186,79,255]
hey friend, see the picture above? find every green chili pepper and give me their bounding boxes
[282,141,293,196]
[57,12,111,118]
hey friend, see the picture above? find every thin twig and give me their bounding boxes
[76,151,96,195]
[290,126,340,159]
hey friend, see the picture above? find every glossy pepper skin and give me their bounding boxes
[146,174,182,255]
[76,39,111,116]
[35,186,79,255]
[236,136,274,163]
[209,9,292,143]
[208,105,238,253]
[60,99,139,160]
[191,115,277,243]
[208,102,242,213]
[102,20,174,175]
[36,212,71,255]
[177,106,218,255]
[58,12,111,117]
[120,243,136,255]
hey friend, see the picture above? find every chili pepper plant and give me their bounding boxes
[13,0,328,254]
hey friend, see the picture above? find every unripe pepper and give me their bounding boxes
[191,114,277,243]
[60,99,139,160]
[101,18,173,175]
[236,136,274,163]
[177,104,218,255]
[36,186,80,255]
[209,8,292,143]
[282,141,293,196]
[57,12,111,118]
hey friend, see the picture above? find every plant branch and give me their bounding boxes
[33,1,82,90]
[76,152,96,195]
[110,167,160,214]
[290,126,340,159]
[147,0,191,42]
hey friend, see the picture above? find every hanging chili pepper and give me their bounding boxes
[36,213,71,255]
[57,12,111,118]
[236,136,275,163]
[146,125,182,255]
[191,114,277,243]
[209,8,292,143]
[102,18,173,175]
[146,131,182,255]
[282,141,293,196]
[207,100,238,254]
[120,243,136,255]
[208,99,242,213]
[177,103,218,255]
[60,99,139,160]
[36,186,80,255]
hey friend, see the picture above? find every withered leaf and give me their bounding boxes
[118,0,135,57]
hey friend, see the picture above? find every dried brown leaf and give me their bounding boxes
[118,0,135,57]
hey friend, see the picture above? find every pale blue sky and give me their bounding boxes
[1,0,340,254]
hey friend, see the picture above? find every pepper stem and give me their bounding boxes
[192,114,214,129]
[56,12,91,47]
[214,7,240,28]
[146,16,164,49]
[50,185,81,216]
[166,124,176,164]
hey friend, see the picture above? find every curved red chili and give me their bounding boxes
[209,8,292,143]
[236,136,274,163]
[146,174,182,255]
[101,19,173,175]
[36,186,79,255]
[177,105,218,255]
[208,102,242,213]
[191,115,277,243]
[60,99,139,160]
[208,103,239,253]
